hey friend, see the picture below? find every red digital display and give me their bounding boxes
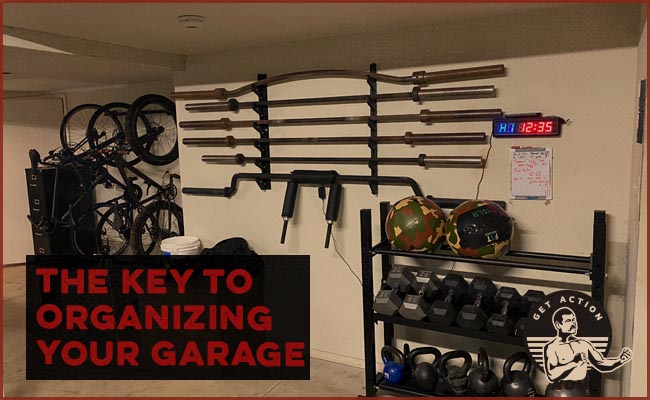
[517,120,555,133]
[493,117,561,137]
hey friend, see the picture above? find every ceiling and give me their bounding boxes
[2,3,645,95]
[4,3,564,55]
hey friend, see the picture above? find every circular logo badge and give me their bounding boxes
[522,290,612,377]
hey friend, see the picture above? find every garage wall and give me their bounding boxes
[176,51,637,395]
[174,7,642,396]
[2,96,65,264]
[625,21,647,397]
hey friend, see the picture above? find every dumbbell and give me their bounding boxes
[427,274,468,325]
[456,277,497,330]
[373,285,404,316]
[386,266,415,293]
[412,269,441,298]
[398,270,440,320]
[486,287,521,335]
[514,290,545,337]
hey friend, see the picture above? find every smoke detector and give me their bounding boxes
[177,15,204,30]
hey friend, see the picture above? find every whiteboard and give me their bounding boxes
[510,147,553,200]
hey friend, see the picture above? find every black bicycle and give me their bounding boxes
[79,151,184,256]
[30,115,183,255]
[59,94,179,166]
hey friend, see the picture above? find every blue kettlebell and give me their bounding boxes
[381,345,406,384]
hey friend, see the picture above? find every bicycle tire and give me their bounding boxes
[60,104,104,155]
[87,102,141,166]
[130,200,183,255]
[125,94,178,166]
[73,204,132,255]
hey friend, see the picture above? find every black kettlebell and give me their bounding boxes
[402,343,412,380]
[439,350,472,396]
[500,352,536,397]
[407,347,442,391]
[468,347,499,396]
[545,379,589,397]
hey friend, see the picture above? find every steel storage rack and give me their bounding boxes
[359,199,606,397]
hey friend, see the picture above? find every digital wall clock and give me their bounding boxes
[493,115,563,138]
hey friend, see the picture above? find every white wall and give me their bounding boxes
[624,21,647,397]
[2,96,64,264]
[176,44,638,400]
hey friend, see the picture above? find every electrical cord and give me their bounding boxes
[321,197,363,287]
[475,133,493,200]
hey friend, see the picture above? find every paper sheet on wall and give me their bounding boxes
[510,147,552,200]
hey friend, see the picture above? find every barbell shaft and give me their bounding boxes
[182,132,487,147]
[185,85,497,113]
[201,154,484,168]
[179,109,503,130]
[171,65,505,100]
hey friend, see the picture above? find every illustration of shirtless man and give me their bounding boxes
[543,307,631,382]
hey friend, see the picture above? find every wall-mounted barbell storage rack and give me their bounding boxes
[177,63,506,195]
[359,202,607,397]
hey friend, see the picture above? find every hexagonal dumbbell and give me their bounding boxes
[373,285,404,316]
[398,269,441,320]
[486,287,521,335]
[427,273,468,325]
[386,266,416,293]
[456,277,497,330]
[412,269,441,299]
[514,290,546,337]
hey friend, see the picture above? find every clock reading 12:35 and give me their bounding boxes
[493,116,562,138]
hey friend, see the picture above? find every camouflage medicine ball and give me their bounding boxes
[385,196,445,252]
[445,200,514,259]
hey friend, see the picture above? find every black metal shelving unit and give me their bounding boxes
[359,201,607,397]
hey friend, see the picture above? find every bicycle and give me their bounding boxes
[88,151,184,255]
[60,95,178,166]
[29,137,183,256]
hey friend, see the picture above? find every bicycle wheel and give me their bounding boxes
[125,94,178,166]
[87,102,140,166]
[73,204,132,255]
[130,200,183,255]
[60,104,104,155]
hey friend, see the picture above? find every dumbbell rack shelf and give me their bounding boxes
[359,201,606,397]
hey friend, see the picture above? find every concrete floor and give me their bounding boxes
[3,265,366,397]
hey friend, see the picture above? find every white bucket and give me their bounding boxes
[161,236,201,255]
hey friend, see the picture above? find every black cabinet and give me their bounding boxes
[25,167,96,255]
[359,201,607,397]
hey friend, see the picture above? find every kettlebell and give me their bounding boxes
[439,350,472,396]
[407,347,442,391]
[402,343,412,381]
[545,379,589,397]
[501,352,536,397]
[468,347,499,396]
[381,345,406,384]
